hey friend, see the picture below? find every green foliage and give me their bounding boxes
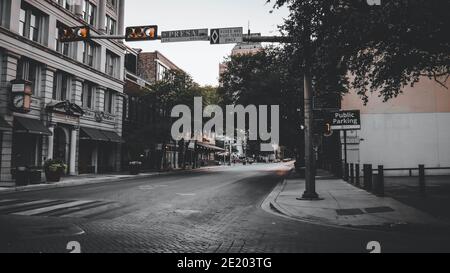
[269,0,450,103]
[43,159,67,173]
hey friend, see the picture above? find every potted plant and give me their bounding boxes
[129,161,142,175]
[44,159,67,183]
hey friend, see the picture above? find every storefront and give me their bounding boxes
[79,127,122,174]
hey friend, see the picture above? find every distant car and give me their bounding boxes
[283,158,293,162]
[247,158,255,164]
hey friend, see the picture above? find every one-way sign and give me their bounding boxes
[210,27,243,45]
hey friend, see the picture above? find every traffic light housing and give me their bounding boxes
[59,26,90,42]
[125,25,158,41]
[324,122,333,137]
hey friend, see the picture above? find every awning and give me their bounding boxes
[101,130,123,143]
[14,116,52,136]
[0,116,12,131]
[80,127,109,142]
[80,127,123,143]
[196,142,226,152]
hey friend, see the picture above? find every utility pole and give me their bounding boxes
[300,21,320,200]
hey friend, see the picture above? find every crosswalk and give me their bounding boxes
[0,199,120,219]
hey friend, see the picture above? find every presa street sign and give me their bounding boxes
[161,28,209,43]
[210,27,243,45]
[328,110,361,130]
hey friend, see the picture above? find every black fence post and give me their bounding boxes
[355,164,360,187]
[350,164,355,185]
[375,165,384,196]
[344,163,349,182]
[363,164,368,190]
[419,164,426,196]
[367,165,373,192]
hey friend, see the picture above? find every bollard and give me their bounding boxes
[363,164,369,190]
[350,164,355,185]
[363,164,373,192]
[344,163,349,182]
[375,165,384,196]
[419,164,426,196]
[355,164,360,187]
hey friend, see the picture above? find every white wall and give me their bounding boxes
[352,112,450,175]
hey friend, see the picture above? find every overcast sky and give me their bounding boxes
[124,0,289,86]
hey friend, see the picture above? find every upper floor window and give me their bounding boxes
[53,71,71,101]
[0,0,10,28]
[156,62,168,81]
[107,0,117,10]
[81,82,95,109]
[82,0,96,26]
[19,4,46,44]
[82,41,98,68]
[104,89,115,114]
[105,50,120,78]
[105,15,116,35]
[58,0,73,12]
[55,22,71,57]
[16,58,41,96]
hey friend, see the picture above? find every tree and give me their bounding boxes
[219,48,304,154]
[269,0,450,103]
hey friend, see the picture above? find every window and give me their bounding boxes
[18,4,46,44]
[107,0,117,10]
[58,0,73,11]
[83,41,97,68]
[105,50,119,78]
[55,22,71,57]
[16,58,41,96]
[105,15,116,35]
[125,53,137,74]
[53,71,71,101]
[81,82,95,109]
[104,90,114,114]
[156,63,168,81]
[0,0,10,27]
[83,0,96,26]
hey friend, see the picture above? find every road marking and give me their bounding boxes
[60,202,121,218]
[13,200,95,216]
[176,193,196,196]
[175,209,201,216]
[0,200,56,212]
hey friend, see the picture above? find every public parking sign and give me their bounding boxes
[328,110,361,130]
[210,27,243,44]
[161,29,209,43]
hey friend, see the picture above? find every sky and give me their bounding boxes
[124,0,290,87]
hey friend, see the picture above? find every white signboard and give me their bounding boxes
[210,27,243,45]
[161,29,209,43]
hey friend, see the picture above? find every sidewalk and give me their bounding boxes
[269,172,447,229]
[0,166,224,195]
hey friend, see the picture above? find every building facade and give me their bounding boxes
[0,0,126,186]
[341,77,450,175]
[122,49,183,171]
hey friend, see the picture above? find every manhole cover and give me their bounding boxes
[336,209,365,216]
[365,207,395,214]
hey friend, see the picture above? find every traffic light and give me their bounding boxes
[59,26,90,42]
[125,25,158,41]
[324,122,333,137]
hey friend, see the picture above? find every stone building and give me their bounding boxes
[0,0,126,186]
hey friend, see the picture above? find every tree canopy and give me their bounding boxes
[269,0,450,103]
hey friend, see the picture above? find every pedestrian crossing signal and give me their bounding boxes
[59,26,90,42]
[324,122,333,137]
[125,25,158,41]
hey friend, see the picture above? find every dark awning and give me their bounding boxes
[197,142,226,152]
[14,116,52,136]
[101,130,123,143]
[0,116,12,131]
[80,127,109,142]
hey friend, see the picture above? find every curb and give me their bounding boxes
[0,166,225,195]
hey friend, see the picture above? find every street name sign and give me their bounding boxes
[210,27,243,44]
[161,28,209,43]
[328,110,361,130]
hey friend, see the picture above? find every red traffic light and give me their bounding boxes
[125,25,158,41]
[59,26,90,42]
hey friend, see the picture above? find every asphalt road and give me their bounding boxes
[0,163,449,253]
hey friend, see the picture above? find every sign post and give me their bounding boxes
[210,27,243,45]
[161,29,209,43]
